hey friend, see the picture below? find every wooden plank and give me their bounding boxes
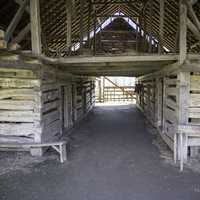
[158,0,165,53]
[42,100,59,113]
[0,136,34,144]
[179,0,187,64]
[0,100,34,110]
[164,107,178,123]
[190,94,200,107]
[0,67,36,78]
[66,0,72,48]
[165,87,178,96]
[0,78,40,88]
[190,75,200,91]
[41,120,61,142]
[30,0,42,54]
[5,0,28,42]
[0,111,38,122]
[0,88,35,100]
[42,110,60,127]
[0,123,40,137]
[42,90,59,103]
[188,107,200,118]
[165,98,178,110]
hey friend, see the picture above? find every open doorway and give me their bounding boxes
[95,76,136,106]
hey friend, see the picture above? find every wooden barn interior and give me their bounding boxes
[1,0,200,199]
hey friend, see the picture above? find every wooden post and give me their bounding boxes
[135,23,139,52]
[177,71,190,161]
[179,0,187,64]
[148,0,153,53]
[93,8,97,56]
[30,0,42,55]
[158,0,165,54]
[79,0,84,52]
[5,0,28,42]
[103,77,105,103]
[11,23,30,45]
[66,0,72,49]
[87,0,92,48]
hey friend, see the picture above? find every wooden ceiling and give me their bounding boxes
[0,0,200,55]
[39,0,200,55]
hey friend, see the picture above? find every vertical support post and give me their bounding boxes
[179,0,187,64]
[162,77,166,133]
[66,0,72,49]
[135,23,139,52]
[98,79,101,102]
[30,0,42,55]
[148,0,153,53]
[158,0,165,54]
[87,0,92,48]
[93,7,97,56]
[177,71,190,161]
[143,16,147,52]
[79,0,84,52]
[102,77,105,103]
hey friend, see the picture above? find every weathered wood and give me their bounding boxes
[30,0,42,54]
[179,0,187,64]
[0,77,40,88]
[5,0,28,42]
[66,0,72,49]
[11,23,30,45]
[158,0,165,54]
[0,123,40,137]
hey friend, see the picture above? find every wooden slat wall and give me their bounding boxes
[136,61,200,156]
[0,63,95,150]
[0,67,41,144]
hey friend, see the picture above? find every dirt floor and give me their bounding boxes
[1,105,200,200]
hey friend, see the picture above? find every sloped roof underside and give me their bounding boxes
[0,0,200,55]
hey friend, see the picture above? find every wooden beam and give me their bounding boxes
[11,23,30,45]
[30,0,42,55]
[66,0,72,49]
[148,0,153,53]
[185,0,200,33]
[87,0,92,48]
[5,0,28,42]
[43,54,179,65]
[79,0,84,51]
[179,0,187,64]
[93,6,97,56]
[158,0,165,54]
[187,18,200,42]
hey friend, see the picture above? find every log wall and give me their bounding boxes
[136,61,200,157]
[0,61,95,154]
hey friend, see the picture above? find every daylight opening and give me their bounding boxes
[95,76,136,106]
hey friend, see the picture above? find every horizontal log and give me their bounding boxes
[165,87,178,96]
[190,94,200,107]
[0,67,36,78]
[0,123,41,137]
[42,100,60,113]
[0,110,39,122]
[190,75,200,91]
[42,90,59,103]
[0,136,34,144]
[0,100,34,110]
[0,88,35,100]
[0,77,40,88]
